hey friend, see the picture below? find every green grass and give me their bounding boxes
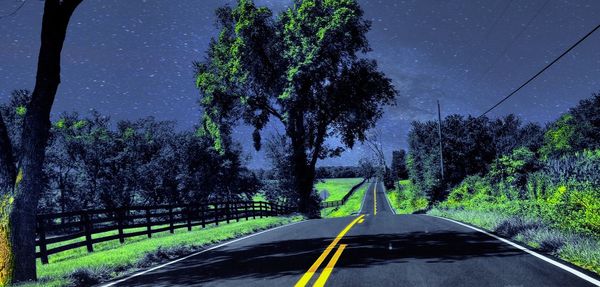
[321,182,368,218]
[315,178,363,202]
[385,180,428,214]
[429,208,600,275]
[18,215,303,287]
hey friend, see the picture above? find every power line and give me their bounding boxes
[473,0,552,86]
[478,22,600,118]
[0,0,27,19]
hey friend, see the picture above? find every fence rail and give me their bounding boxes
[35,201,293,264]
[319,178,367,208]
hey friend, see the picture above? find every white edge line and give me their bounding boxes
[100,220,306,287]
[428,215,600,286]
[358,180,373,214]
[380,181,396,215]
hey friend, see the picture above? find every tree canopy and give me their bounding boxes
[195,0,396,214]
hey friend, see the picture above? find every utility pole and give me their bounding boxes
[437,100,444,181]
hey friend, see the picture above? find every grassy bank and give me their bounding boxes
[321,182,368,218]
[385,176,600,274]
[385,180,427,214]
[18,215,303,287]
[429,208,600,275]
[315,178,363,202]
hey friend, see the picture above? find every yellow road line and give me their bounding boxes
[374,182,377,216]
[295,215,364,287]
[313,244,348,287]
[358,218,364,224]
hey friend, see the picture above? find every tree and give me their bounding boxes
[540,92,600,159]
[391,150,408,181]
[0,1,82,283]
[195,0,396,216]
[358,157,376,180]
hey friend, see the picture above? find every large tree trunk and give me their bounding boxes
[0,1,82,284]
[289,111,319,217]
[0,114,17,286]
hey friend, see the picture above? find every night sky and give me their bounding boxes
[1,0,599,168]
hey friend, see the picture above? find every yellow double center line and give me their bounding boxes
[295,214,365,287]
[373,182,377,216]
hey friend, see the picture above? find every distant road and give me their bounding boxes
[103,181,600,287]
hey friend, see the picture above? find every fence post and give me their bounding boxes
[82,211,93,253]
[214,204,219,226]
[37,217,49,264]
[117,208,125,244]
[186,206,192,231]
[235,202,240,222]
[259,202,263,218]
[245,202,249,221]
[168,206,174,234]
[201,204,206,228]
[145,207,152,238]
[225,202,230,224]
[252,202,256,219]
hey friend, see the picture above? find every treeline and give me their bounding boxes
[256,166,360,181]
[405,92,599,203]
[1,90,260,214]
[407,113,544,202]
[402,92,600,235]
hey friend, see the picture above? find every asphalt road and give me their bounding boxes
[105,181,600,287]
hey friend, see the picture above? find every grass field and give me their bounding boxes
[321,182,368,218]
[19,215,303,287]
[315,178,363,202]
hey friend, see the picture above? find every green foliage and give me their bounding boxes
[540,114,576,159]
[15,106,26,117]
[195,0,395,213]
[407,114,545,204]
[385,180,428,214]
[488,147,540,195]
[416,93,600,275]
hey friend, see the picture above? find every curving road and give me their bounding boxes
[103,181,600,287]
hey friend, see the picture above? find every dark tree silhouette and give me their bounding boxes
[0,0,82,283]
[391,150,408,181]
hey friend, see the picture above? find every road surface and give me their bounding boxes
[104,181,599,287]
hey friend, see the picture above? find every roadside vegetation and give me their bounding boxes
[386,180,427,214]
[386,93,600,274]
[17,215,303,287]
[321,183,368,218]
[315,178,363,202]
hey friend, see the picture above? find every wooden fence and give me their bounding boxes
[320,178,367,208]
[36,201,293,264]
